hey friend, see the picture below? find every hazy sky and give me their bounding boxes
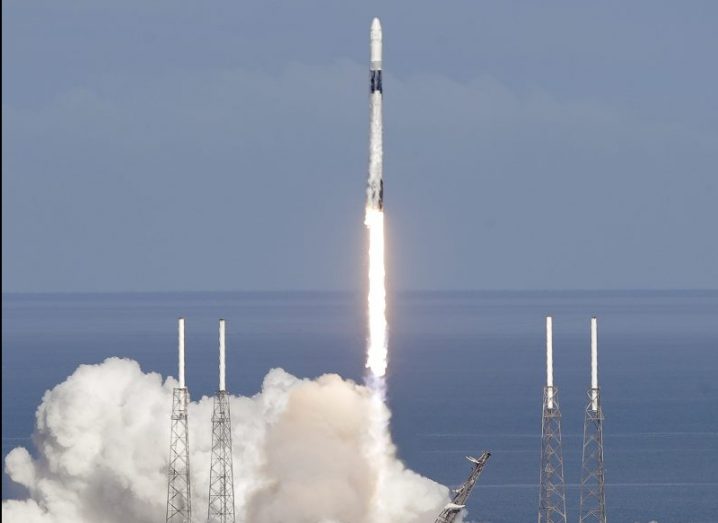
[3,1,717,292]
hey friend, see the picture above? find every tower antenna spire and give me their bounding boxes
[166,317,192,523]
[207,318,236,522]
[538,316,567,523]
[580,316,607,523]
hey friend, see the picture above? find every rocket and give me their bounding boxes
[367,17,383,210]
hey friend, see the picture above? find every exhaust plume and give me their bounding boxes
[2,358,449,523]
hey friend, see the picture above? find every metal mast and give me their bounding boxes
[538,316,567,523]
[579,317,607,523]
[434,452,491,523]
[208,319,236,523]
[167,318,192,523]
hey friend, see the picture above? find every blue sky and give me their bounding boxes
[3,1,717,292]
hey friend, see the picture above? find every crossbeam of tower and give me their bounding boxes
[538,316,567,523]
[167,318,192,523]
[208,319,236,523]
[579,317,607,523]
[434,452,491,523]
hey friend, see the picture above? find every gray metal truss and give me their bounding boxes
[208,390,235,523]
[539,386,567,523]
[434,451,491,523]
[579,388,607,523]
[167,387,192,523]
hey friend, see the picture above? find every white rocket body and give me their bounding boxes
[367,17,383,210]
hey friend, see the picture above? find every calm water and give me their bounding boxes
[2,291,717,522]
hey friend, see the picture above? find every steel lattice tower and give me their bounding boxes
[538,317,567,523]
[579,318,607,523]
[434,452,491,523]
[167,318,192,523]
[208,319,236,523]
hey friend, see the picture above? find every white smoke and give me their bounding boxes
[2,358,449,523]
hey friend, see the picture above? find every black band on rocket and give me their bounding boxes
[370,70,383,93]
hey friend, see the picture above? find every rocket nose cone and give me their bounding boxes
[371,17,382,37]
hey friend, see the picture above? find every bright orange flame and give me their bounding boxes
[365,207,387,378]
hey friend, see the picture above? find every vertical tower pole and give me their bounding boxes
[546,316,554,409]
[538,316,567,523]
[167,317,192,523]
[580,317,607,523]
[208,319,236,523]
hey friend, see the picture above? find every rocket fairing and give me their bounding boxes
[367,17,384,210]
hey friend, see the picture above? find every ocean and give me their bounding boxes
[2,291,717,522]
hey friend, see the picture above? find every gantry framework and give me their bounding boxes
[579,388,607,523]
[538,386,567,523]
[580,317,607,522]
[208,390,235,522]
[208,319,236,523]
[434,452,491,523]
[166,386,192,523]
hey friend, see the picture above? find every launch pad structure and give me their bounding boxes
[434,452,492,523]
[207,319,236,523]
[166,318,192,523]
[579,318,607,523]
[538,317,567,523]
[538,385,567,523]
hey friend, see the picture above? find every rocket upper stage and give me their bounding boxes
[370,18,383,93]
[370,17,382,68]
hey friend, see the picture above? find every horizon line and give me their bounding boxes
[3,288,717,297]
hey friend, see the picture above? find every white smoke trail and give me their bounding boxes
[2,358,448,523]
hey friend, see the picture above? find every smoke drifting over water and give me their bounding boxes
[2,358,449,523]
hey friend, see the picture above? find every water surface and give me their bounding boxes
[2,291,717,521]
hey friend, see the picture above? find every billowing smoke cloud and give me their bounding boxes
[3,358,450,523]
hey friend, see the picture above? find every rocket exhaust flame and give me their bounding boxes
[365,207,387,379]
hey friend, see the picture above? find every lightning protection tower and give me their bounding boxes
[579,317,607,523]
[208,319,236,523]
[434,452,491,523]
[167,317,192,523]
[538,316,567,523]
